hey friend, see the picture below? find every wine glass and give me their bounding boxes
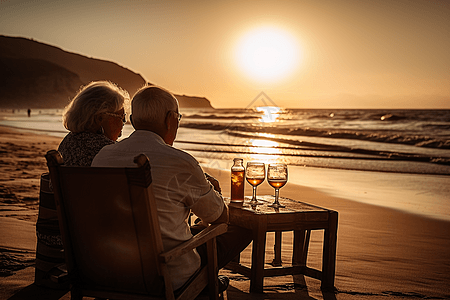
[267,163,288,208]
[246,162,265,205]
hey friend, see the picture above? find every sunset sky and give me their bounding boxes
[1,0,449,108]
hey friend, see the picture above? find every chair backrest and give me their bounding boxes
[45,150,167,295]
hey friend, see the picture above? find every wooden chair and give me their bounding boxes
[45,150,227,300]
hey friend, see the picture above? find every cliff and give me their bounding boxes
[0,35,213,109]
[175,94,214,109]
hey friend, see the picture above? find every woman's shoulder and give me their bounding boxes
[58,132,115,166]
[58,132,114,154]
[63,132,113,144]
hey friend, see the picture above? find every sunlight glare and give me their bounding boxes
[256,106,281,123]
[235,26,301,82]
[248,138,281,163]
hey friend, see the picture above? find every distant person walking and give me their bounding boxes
[27,108,31,117]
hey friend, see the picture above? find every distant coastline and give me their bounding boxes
[0,35,214,109]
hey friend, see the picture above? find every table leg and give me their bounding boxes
[250,219,267,293]
[293,229,310,266]
[321,211,338,290]
[272,231,282,267]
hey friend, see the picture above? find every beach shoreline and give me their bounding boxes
[200,160,450,222]
[1,125,450,299]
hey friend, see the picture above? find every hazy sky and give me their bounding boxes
[1,0,449,108]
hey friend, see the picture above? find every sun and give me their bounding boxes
[235,26,301,82]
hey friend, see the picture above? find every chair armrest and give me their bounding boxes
[160,223,228,263]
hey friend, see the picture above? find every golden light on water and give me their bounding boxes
[251,139,279,154]
[256,106,281,123]
[248,137,281,163]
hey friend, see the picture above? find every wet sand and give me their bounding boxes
[1,125,449,299]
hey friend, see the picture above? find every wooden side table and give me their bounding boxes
[225,195,338,293]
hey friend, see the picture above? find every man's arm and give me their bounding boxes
[204,173,227,224]
[205,173,222,194]
[210,203,229,224]
[191,169,227,226]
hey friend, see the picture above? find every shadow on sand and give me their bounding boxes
[225,274,337,299]
[7,284,68,300]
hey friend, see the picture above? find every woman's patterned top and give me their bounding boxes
[58,132,114,166]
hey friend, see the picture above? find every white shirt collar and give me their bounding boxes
[130,130,167,145]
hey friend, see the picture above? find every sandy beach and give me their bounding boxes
[1,125,450,300]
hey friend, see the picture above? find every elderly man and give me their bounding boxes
[92,85,252,292]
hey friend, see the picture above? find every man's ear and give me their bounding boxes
[165,111,173,130]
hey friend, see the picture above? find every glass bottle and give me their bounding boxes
[230,158,245,202]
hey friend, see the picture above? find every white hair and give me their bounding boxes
[63,81,129,132]
[131,85,178,126]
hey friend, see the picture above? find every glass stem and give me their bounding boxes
[274,188,280,203]
[252,186,257,201]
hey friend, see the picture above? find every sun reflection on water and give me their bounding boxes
[256,106,281,123]
[248,137,281,163]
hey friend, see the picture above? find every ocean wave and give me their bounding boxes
[226,132,450,166]
[289,109,450,122]
[422,123,450,131]
[176,130,450,168]
[184,114,259,120]
[180,121,450,149]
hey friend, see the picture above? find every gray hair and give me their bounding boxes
[131,85,178,126]
[63,81,129,133]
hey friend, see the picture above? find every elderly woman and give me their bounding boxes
[58,81,129,166]
[35,81,129,288]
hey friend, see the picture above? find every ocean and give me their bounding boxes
[1,107,449,220]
